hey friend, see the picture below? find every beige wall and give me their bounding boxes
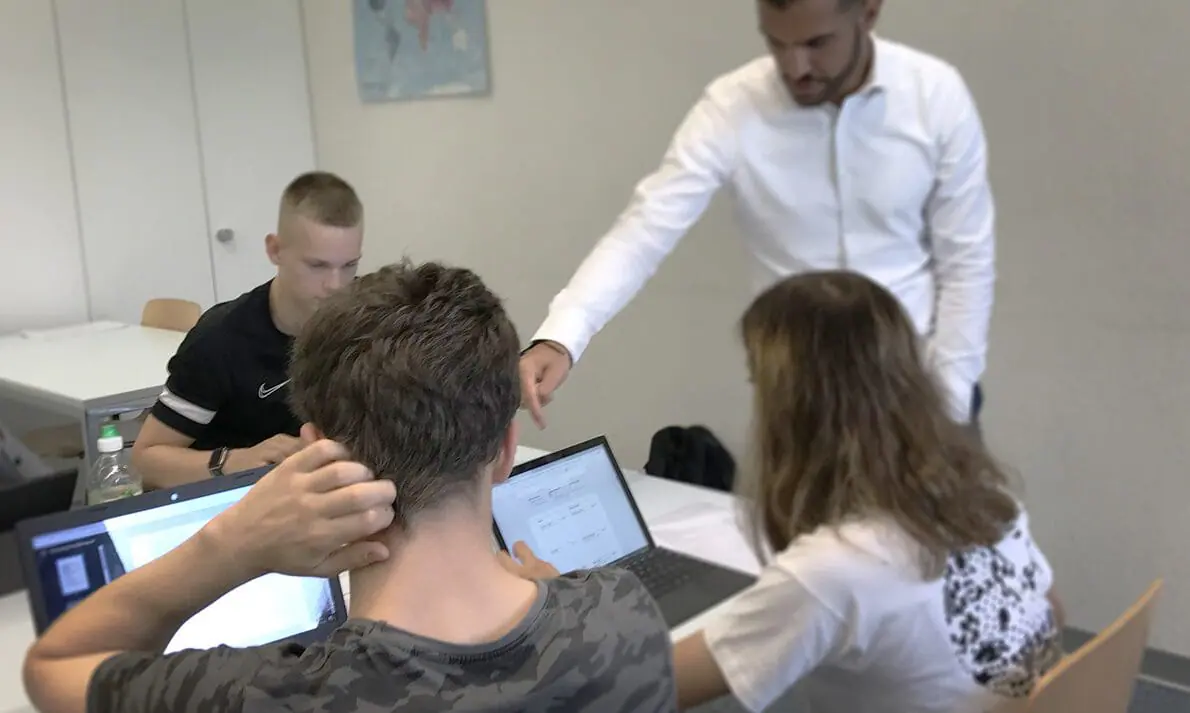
[302,1,1189,655]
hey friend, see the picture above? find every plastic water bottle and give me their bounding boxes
[86,423,142,505]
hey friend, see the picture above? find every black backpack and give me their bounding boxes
[643,425,735,493]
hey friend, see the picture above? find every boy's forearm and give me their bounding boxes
[133,444,214,490]
[27,527,251,660]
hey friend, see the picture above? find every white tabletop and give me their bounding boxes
[0,322,183,410]
[0,445,753,713]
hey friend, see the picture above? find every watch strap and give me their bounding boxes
[208,446,229,477]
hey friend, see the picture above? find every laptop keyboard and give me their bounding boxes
[620,548,703,599]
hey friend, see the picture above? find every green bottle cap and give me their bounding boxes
[100,424,120,439]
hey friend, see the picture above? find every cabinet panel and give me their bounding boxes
[185,0,317,302]
[0,0,88,333]
[55,0,215,323]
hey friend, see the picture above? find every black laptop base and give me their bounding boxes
[617,547,756,629]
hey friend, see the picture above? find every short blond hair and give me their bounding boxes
[279,171,362,228]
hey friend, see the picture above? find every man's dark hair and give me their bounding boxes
[290,260,521,524]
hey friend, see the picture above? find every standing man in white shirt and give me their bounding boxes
[520,0,994,427]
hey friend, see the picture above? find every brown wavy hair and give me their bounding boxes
[739,271,1017,578]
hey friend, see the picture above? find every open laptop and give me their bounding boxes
[492,436,756,628]
[15,466,347,652]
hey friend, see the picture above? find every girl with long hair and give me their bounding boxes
[674,271,1063,712]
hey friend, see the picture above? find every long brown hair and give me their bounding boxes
[739,271,1017,578]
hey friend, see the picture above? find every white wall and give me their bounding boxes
[303,0,1190,656]
[879,1,1190,657]
[303,0,758,465]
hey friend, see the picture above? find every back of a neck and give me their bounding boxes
[347,519,539,645]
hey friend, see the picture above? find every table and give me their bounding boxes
[0,445,754,713]
[0,322,185,504]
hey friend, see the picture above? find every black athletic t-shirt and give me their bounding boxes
[150,281,300,451]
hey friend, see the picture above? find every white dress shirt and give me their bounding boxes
[533,36,995,421]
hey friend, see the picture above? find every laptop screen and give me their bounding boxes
[23,476,341,652]
[492,440,650,574]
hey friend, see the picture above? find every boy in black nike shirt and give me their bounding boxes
[132,171,364,489]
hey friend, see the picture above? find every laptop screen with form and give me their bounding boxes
[492,442,649,574]
[24,480,340,652]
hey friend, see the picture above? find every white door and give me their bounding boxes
[0,0,88,333]
[56,0,217,323]
[185,0,317,303]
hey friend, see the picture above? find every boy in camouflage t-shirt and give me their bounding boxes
[25,262,676,713]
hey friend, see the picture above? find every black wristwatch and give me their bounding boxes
[208,447,230,477]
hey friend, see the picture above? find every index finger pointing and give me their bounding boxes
[528,395,546,429]
[519,363,546,429]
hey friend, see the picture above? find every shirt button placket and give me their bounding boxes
[830,103,850,270]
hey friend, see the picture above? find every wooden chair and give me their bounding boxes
[992,580,1163,713]
[20,298,201,461]
[140,298,201,332]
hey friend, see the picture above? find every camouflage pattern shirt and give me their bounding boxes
[87,568,675,713]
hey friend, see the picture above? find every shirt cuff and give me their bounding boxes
[530,309,598,364]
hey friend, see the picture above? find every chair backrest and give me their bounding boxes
[1000,580,1163,713]
[141,298,201,332]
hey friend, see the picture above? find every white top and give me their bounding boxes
[533,37,995,421]
[703,508,1061,713]
[0,323,183,407]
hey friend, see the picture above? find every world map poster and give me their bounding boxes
[353,0,490,102]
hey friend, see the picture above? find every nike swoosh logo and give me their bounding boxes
[258,380,291,399]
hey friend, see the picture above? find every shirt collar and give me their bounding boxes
[858,34,890,95]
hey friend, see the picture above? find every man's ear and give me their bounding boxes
[490,421,520,486]
[265,233,282,267]
[299,422,325,445]
[861,0,883,28]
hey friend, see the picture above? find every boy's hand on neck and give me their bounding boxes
[204,434,398,579]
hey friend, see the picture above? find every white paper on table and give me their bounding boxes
[19,321,127,340]
[649,502,762,577]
